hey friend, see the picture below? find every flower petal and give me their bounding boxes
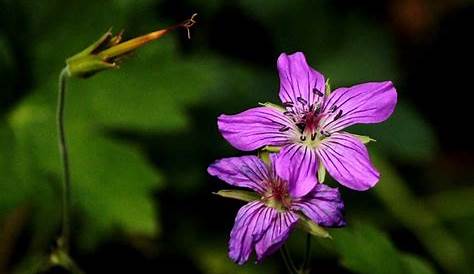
[277,52,326,110]
[255,211,298,262]
[229,201,277,264]
[208,156,269,194]
[292,184,346,227]
[316,132,380,190]
[320,81,397,133]
[275,144,318,198]
[218,107,293,151]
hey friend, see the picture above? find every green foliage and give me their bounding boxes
[332,223,436,274]
[0,0,222,254]
[1,0,472,273]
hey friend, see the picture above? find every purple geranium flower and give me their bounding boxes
[208,154,345,264]
[218,52,397,195]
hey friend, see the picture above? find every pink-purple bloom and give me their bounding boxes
[218,52,397,195]
[208,154,345,264]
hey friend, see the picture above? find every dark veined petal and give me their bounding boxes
[292,184,346,227]
[277,52,326,110]
[255,210,298,262]
[316,132,380,190]
[207,156,270,194]
[218,107,293,151]
[320,81,397,133]
[275,144,318,198]
[228,201,277,264]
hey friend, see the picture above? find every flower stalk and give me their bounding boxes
[280,245,298,274]
[301,233,312,273]
[56,66,71,253]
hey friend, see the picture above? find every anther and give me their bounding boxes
[296,122,305,133]
[313,88,324,97]
[330,105,338,113]
[283,102,294,108]
[334,109,343,120]
[279,126,290,132]
[314,105,321,114]
[320,130,331,137]
[283,111,294,116]
[311,132,317,141]
[297,97,307,105]
[300,135,307,141]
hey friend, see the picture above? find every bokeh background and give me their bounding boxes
[1,0,473,273]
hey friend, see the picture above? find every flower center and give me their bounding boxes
[284,105,328,146]
[281,96,343,147]
[262,177,291,211]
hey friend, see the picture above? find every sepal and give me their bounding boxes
[213,189,260,202]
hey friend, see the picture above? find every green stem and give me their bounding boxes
[57,67,71,252]
[301,233,312,273]
[280,244,298,274]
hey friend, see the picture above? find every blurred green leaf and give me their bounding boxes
[0,122,23,212]
[193,244,277,274]
[332,223,438,274]
[401,254,437,274]
[1,0,217,253]
[353,102,437,163]
[424,186,474,221]
[332,223,405,274]
[372,154,468,273]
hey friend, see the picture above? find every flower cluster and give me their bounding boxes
[208,52,397,264]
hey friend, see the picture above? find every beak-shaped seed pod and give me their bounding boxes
[66,13,197,78]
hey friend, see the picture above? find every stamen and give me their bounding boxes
[320,130,331,138]
[334,109,343,120]
[283,111,294,116]
[314,105,321,114]
[283,102,294,108]
[330,105,338,113]
[297,97,307,105]
[296,122,305,133]
[311,132,317,141]
[279,126,290,132]
[300,135,307,141]
[313,88,324,97]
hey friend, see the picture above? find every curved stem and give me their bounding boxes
[301,233,312,272]
[57,67,71,252]
[280,244,298,274]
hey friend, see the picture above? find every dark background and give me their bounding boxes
[1,0,473,273]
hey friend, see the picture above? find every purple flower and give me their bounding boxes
[208,154,345,264]
[218,52,397,194]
